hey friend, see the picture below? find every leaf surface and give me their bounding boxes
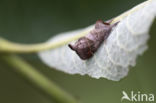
[39,0,156,81]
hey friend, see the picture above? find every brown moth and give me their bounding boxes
[68,19,119,60]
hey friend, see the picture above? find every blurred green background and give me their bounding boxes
[0,0,156,103]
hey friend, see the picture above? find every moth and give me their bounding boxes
[68,19,119,60]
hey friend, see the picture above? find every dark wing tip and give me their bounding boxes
[68,44,75,50]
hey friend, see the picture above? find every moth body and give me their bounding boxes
[69,20,119,60]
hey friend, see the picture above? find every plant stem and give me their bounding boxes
[0,30,90,53]
[1,54,79,103]
[0,0,152,53]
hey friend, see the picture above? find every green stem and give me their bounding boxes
[1,54,79,103]
[0,30,90,53]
